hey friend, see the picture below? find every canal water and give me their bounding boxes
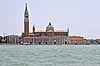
[0,45,100,66]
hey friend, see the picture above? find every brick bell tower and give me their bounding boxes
[24,3,29,37]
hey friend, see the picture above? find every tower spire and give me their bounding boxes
[24,3,29,36]
[24,3,29,17]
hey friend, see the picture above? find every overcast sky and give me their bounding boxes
[0,0,100,39]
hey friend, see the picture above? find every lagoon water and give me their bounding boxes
[0,45,100,66]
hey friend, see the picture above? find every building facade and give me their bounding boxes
[0,36,2,43]
[6,35,21,44]
[96,39,100,44]
[67,36,87,45]
[21,3,69,45]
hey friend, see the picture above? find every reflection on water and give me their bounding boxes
[0,45,100,66]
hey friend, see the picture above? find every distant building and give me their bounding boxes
[86,39,99,45]
[1,37,7,43]
[21,3,69,45]
[6,35,20,44]
[96,39,100,44]
[0,36,2,43]
[67,36,87,45]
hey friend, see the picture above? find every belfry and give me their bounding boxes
[24,3,29,36]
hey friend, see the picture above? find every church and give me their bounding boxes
[21,3,69,45]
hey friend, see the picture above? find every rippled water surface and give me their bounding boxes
[0,45,100,66]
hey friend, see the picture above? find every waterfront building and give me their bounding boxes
[87,39,98,44]
[6,35,21,44]
[1,37,7,43]
[21,3,69,45]
[0,36,2,43]
[67,36,87,45]
[96,39,100,44]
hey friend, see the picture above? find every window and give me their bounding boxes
[39,42,41,45]
[54,42,56,44]
[65,41,67,44]
[45,42,47,44]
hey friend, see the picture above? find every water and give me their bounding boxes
[0,45,100,66]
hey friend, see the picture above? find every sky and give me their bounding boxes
[0,0,100,39]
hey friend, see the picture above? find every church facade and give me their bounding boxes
[21,3,69,45]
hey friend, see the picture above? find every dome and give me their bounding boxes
[46,22,54,32]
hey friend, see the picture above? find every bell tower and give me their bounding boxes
[24,3,29,36]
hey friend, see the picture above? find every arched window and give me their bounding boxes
[54,42,56,44]
[65,41,67,44]
[45,42,47,44]
[39,42,41,45]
